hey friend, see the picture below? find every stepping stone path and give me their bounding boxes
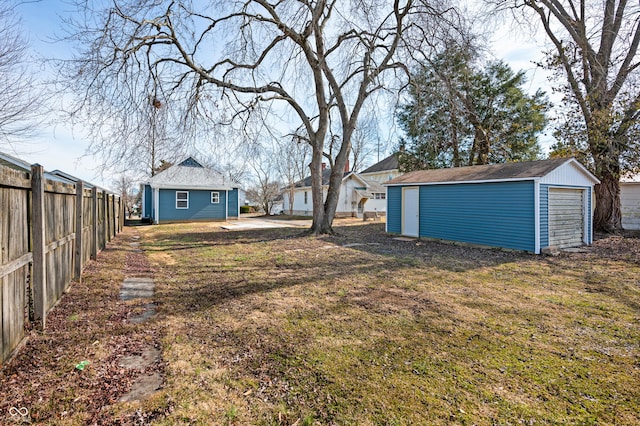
[117,235,163,403]
[120,277,155,300]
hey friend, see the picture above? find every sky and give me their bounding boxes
[8,0,557,190]
[8,0,103,185]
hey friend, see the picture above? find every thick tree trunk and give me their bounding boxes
[288,186,294,215]
[309,145,326,234]
[593,165,623,233]
[307,133,351,236]
[588,114,624,233]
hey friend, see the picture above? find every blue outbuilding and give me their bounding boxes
[142,157,240,223]
[385,158,599,253]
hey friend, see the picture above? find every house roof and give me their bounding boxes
[50,170,95,188]
[385,158,597,185]
[148,156,234,190]
[360,153,399,174]
[366,180,386,193]
[294,168,350,188]
[0,151,87,185]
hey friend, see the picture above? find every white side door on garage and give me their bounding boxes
[548,188,585,248]
[402,187,419,237]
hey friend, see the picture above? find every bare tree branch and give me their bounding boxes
[59,0,457,233]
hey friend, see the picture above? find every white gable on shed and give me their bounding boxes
[539,158,599,186]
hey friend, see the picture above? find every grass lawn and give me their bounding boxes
[1,221,639,425]
[141,221,639,425]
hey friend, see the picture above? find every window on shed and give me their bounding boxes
[176,191,189,209]
[304,191,308,204]
[211,191,220,203]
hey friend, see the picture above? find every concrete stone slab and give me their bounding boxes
[123,277,155,285]
[129,303,157,323]
[120,288,154,300]
[563,247,590,253]
[119,347,161,370]
[220,218,307,230]
[119,372,163,402]
[120,277,155,301]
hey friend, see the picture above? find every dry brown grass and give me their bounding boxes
[140,222,639,425]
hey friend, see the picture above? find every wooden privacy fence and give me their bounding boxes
[1,164,123,365]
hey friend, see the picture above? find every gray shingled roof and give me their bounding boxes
[386,158,581,185]
[149,156,232,189]
[360,154,399,174]
[295,168,350,187]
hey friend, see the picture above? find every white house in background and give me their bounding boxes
[359,153,402,183]
[282,155,402,217]
[621,174,640,230]
[358,154,401,212]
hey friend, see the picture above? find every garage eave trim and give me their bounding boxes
[384,177,536,187]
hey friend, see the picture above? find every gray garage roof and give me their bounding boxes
[386,158,596,185]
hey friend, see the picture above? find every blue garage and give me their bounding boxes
[385,158,599,253]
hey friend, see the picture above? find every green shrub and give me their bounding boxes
[240,205,251,214]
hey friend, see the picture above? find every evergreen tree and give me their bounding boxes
[397,50,549,172]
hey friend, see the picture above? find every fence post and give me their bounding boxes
[102,190,108,248]
[105,193,110,243]
[111,194,116,237]
[119,196,124,231]
[91,186,98,260]
[74,181,84,280]
[31,164,47,329]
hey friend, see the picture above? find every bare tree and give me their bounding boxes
[0,2,43,147]
[276,134,311,215]
[248,153,282,215]
[246,181,282,215]
[61,0,454,234]
[114,174,138,217]
[502,0,640,232]
[351,115,380,172]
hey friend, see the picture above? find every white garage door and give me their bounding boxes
[549,188,584,248]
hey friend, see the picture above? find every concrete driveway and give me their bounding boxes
[220,216,312,230]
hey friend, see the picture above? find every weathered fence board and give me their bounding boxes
[0,169,31,363]
[44,187,76,310]
[0,163,122,365]
[82,189,93,268]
